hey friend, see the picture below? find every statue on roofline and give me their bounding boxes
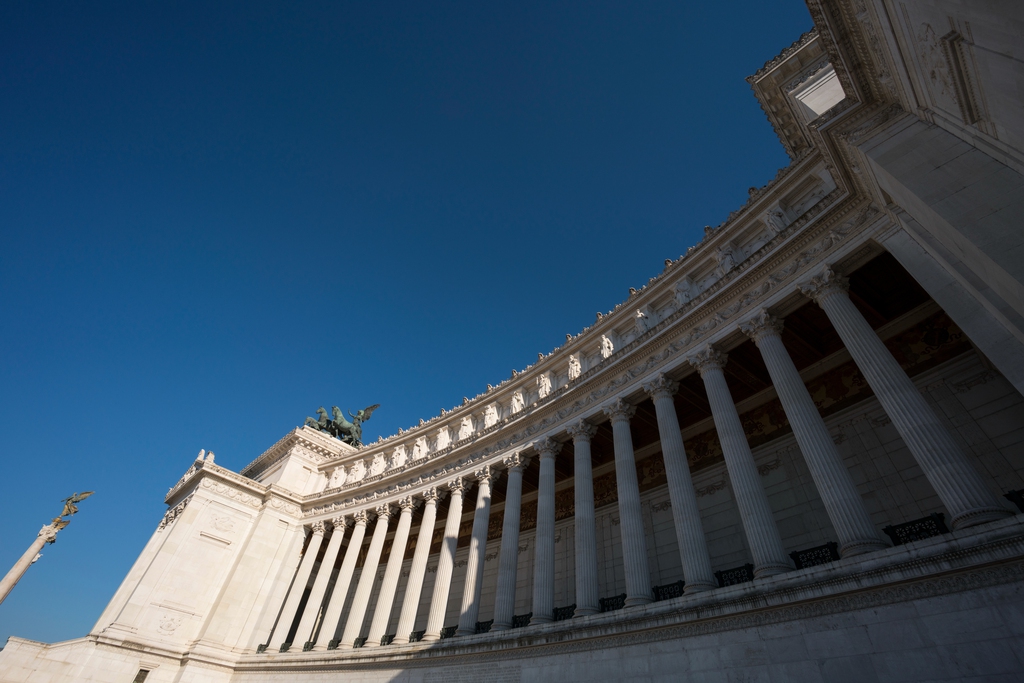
[305,404,380,447]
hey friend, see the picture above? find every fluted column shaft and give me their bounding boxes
[311,513,367,649]
[423,479,466,640]
[340,505,393,647]
[604,400,653,606]
[802,267,1010,529]
[643,377,717,593]
[569,421,601,615]
[294,517,348,648]
[491,454,528,631]
[269,522,326,649]
[392,489,440,644]
[530,439,561,624]
[743,310,886,556]
[365,499,415,646]
[457,467,495,635]
[689,348,792,577]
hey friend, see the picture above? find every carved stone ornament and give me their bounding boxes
[510,391,526,415]
[687,345,727,376]
[674,276,696,306]
[352,510,369,525]
[600,335,614,359]
[567,419,598,443]
[642,373,679,400]
[398,496,415,511]
[311,521,327,535]
[330,515,349,530]
[158,495,192,531]
[421,486,440,503]
[483,404,499,428]
[435,425,451,451]
[740,308,785,343]
[799,264,849,305]
[448,477,466,495]
[157,614,182,635]
[375,503,393,520]
[474,465,494,485]
[535,437,562,458]
[502,451,531,472]
[603,398,636,422]
[457,416,474,441]
[536,373,553,399]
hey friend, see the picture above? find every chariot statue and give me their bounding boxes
[304,404,380,446]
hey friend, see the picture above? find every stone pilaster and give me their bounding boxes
[294,517,348,649]
[423,478,466,640]
[688,347,793,577]
[392,488,440,644]
[268,521,326,650]
[530,438,562,624]
[491,453,530,631]
[742,309,886,556]
[456,466,496,635]
[801,265,1011,529]
[603,399,653,606]
[365,498,415,646]
[340,505,393,647]
[568,420,601,615]
[642,375,717,593]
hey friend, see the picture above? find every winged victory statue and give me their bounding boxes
[304,403,380,447]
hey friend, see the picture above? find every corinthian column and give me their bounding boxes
[742,310,886,556]
[456,466,496,635]
[491,453,529,631]
[568,420,600,615]
[688,347,793,577]
[801,266,1011,529]
[530,438,562,624]
[642,375,716,593]
[422,478,466,641]
[340,504,393,647]
[311,513,366,649]
[392,488,441,644]
[365,498,415,646]
[294,517,348,649]
[603,399,653,606]
[269,521,326,651]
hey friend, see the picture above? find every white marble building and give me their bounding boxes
[4,0,1024,681]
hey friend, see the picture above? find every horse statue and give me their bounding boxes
[304,404,380,446]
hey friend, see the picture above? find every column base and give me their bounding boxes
[839,538,889,557]
[489,622,511,632]
[573,606,599,617]
[421,633,440,642]
[624,596,652,607]
[454,627,474,637]
[390,637,409,645]
[753,561,793,578]
[529,615,553,626]
[682,581,716,594]
[951,506,1014,529]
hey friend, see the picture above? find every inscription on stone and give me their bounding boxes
[425,665,520,682]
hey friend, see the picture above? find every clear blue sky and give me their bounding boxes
[0,1,811,643]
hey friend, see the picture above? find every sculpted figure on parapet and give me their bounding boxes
[304,403,380,446]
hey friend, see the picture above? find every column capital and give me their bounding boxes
[740,309,784,344]
[352,509,369,526]
[686,345,727,376]
[502,451,532,472]
[474,464,496,486]
[330,515,350,530]
[420,486,441,503]
[310,520,327,536]
[642,373,679,400]
[534,437,562,459]
[398,496,416,512]
[567,419,599,443]
[448,477,466,495]
[375,503,393,521]
[603,398,636,422]
[799,264,850,305]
